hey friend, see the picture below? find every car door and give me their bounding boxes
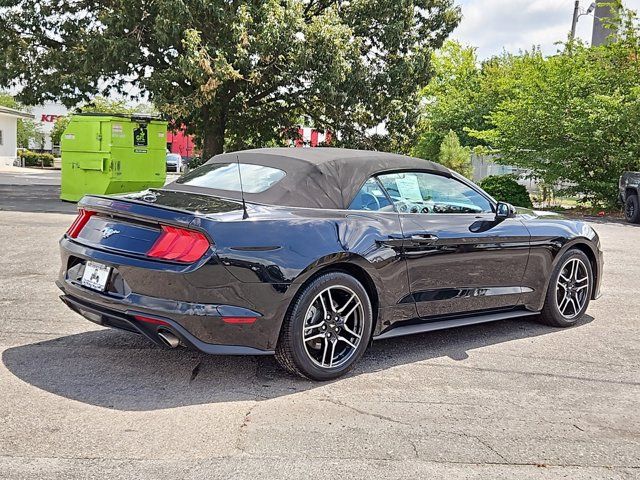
[347,177,419,325]
[377,171,531,319]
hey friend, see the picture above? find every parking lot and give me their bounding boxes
[0,176,638,479]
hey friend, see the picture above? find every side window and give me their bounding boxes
[377,172,493,214]
[348,177,394,211]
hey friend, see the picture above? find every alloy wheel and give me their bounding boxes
[302,285,364,369]
[626,200,635,220]
[555,257,590,319]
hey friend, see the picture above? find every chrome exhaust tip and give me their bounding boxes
[157,330,180,349]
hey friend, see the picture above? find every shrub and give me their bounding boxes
[18,149,54,168]
[479,175,533,208]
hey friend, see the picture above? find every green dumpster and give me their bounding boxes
[60,113,167,202]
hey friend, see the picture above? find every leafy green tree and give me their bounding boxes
[0,1,461,159]
[16,118,44,149]
[0,93,20,110]
[436,129,472,178]
[412,41,482,160]
[0,92,44,148]
[412,40,536,160]
[50,116,70,147]
[75,95,157,116]
[471,8,640,207]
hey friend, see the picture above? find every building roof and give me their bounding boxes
[0,105,35,120]
[168,147,450,209]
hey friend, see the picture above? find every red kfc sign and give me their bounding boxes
[41,114,62,122]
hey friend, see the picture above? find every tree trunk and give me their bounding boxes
[202,104,227,160]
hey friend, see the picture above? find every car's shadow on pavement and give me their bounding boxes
[2,315,593,411]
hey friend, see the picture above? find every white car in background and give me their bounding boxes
[166,153,183,172]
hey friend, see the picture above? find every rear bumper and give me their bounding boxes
[58,289,274,355]
[57,235,291,353]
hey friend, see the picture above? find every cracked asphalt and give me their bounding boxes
[0,182,638,479]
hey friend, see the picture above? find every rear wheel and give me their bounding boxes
[624,194,640,223]
[539,249,593,327]
[275,272,372,380]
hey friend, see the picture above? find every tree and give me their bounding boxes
[471,7,640,206]
[436,130,472,178]
[16,118,44,149]
[412,41,482,160]
[0,92,43,148]
[411,40,535,160]
[49,116,70,147]
[0,1,461,159]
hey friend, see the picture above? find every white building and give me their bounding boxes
[31,102,69,151]
[0,106,34,167]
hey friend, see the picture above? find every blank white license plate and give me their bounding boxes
[81,261,111,291]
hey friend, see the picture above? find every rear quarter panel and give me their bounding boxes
[200,206,412,334]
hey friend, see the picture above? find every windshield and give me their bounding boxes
[176,162,286,194]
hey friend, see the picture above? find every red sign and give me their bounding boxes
[41,114,62,122]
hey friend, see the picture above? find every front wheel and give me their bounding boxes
[539,249,593,327]
[275,272,372,380]
[624,195,640,223]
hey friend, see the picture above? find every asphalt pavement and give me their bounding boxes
[0,173,638,479]
[0,169,180,214]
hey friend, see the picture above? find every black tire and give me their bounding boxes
[624,194,640,223]
[275,271,373,380]
[539,249,593,327]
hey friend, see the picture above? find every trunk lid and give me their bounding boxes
[71,189,244,257]
[113,189,244,216]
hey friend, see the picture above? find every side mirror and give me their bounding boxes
[495,201,516,220]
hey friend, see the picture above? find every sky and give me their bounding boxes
[452,0,640,59]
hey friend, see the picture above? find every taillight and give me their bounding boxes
[66,209,96,238]
[147,225,210,263]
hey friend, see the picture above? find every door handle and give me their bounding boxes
[409,234,439,244]
[379,233,438,248]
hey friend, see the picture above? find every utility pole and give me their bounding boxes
[570,0,580,40]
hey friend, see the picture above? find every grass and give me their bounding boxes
[531,194,623,218]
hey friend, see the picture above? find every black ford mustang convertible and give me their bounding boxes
[58,148,602,380]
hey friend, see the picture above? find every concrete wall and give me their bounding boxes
[471,153,539,192]
[0,113,18,166]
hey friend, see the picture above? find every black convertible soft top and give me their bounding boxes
[167,147,449,209]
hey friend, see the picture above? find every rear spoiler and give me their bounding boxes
[78,195,197,228]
